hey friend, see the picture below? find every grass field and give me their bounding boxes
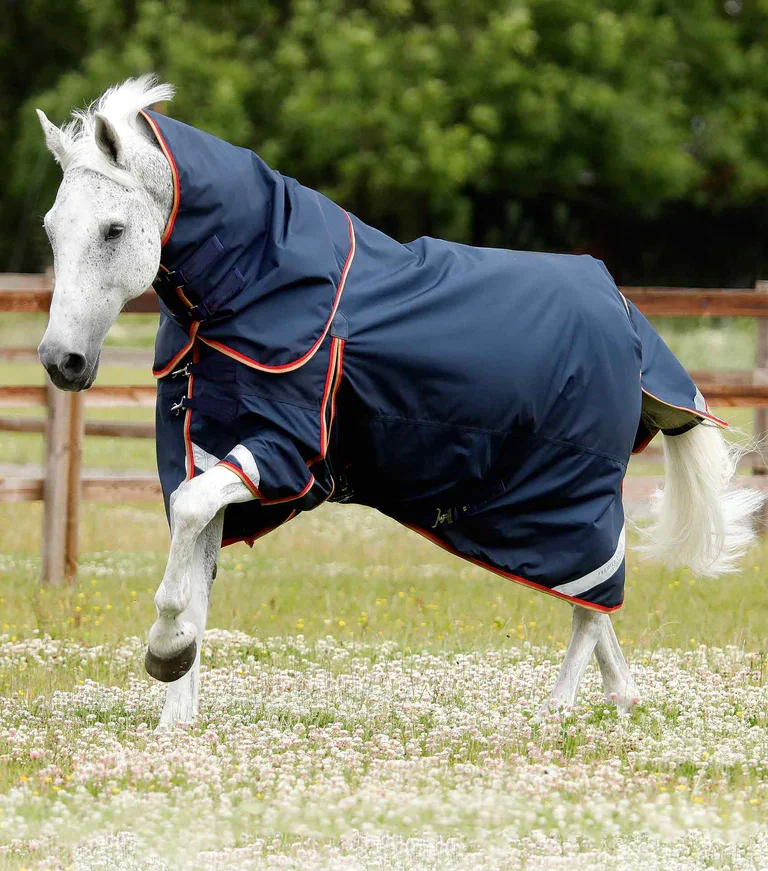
[1,315,767,868]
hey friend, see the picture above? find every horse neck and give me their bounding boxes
[128,117,174,236]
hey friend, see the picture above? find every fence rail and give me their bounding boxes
[0,384,156,407]
[2,273,768,583]
[622,289,768,317]
[0,415,154,438]
[0,474,161,503]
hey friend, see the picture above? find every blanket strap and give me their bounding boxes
[187,268,245,321]
[154,234,243,322]
[171,395,238,421]
[177,235,224,283]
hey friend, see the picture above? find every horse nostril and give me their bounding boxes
[61,353,87,379]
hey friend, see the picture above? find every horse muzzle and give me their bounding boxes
[38,343,98,391]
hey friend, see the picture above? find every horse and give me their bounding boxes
[36,76,763,726]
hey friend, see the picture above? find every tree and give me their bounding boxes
[0,0,90,270]
[5,0,768,283]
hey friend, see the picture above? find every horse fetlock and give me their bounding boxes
[148,616,196,656]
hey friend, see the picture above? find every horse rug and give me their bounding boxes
[143,109,725,613]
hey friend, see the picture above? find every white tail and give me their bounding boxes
[640,423,764,576]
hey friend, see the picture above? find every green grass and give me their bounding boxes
[653,316,756,370]
[0,312,765,669]
[0,315,766,871]
[1,501,767,691]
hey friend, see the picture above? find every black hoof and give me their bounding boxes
[145,639,197,683]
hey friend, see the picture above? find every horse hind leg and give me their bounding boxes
[547,606,639,714]
[546,606,603,711]
[593,613,639,714]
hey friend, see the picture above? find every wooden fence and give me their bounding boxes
[2,272,768,584]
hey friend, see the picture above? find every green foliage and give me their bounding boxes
[4,0,768,280]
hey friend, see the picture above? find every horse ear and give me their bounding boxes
[94,112,124,166]
[36,109,70,166]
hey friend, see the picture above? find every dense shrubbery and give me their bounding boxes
[4,0,768,283]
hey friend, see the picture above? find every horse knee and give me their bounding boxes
[170,477,220,535]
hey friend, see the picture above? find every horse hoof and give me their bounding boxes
[145,639,197,683]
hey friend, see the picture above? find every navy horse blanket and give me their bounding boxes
[143,110,725,613]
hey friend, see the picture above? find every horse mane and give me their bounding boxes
[58,74,174,186]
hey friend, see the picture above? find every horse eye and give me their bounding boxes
[105,223,124,241]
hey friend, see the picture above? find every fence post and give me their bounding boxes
[65,391,85,582]
[41,380,71,585]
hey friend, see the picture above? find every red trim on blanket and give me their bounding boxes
[198,212,356,374]
[182,342,199,481]
[217,460,316,505]
[632,388,727,454]
[217,460,260,498]
[308,337,344,465]
[152,320,200,379]
[176,286,194,309]
[317,338,337,459]
[641,388,728,429]
[632,430,656,455]
[263,473,315,505]
[139,110,180,246]
[400,522,624,613]
[329,339,345,430]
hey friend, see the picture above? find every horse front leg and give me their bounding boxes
[156,512,222,726]
[146,465,253,723]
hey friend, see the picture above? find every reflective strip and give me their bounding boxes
[552,527,626,597]
[192,442,221,472]
[229,444,261,489]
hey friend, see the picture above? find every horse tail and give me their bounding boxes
[639,423,764,576]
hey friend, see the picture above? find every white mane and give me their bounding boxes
[57,74,174,186]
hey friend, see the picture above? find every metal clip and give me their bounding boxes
[171,363,191,379]
[153,268,175,288]
[170,399,186,416]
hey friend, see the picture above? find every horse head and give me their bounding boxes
[36,76,174,390]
